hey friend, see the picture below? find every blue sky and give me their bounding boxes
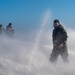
[0,0,75,32]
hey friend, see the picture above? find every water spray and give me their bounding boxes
[27,10,51,71]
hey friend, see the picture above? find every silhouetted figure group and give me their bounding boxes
[0,20,69,64]
[0,23,15,38]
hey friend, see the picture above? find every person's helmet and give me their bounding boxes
[9,23,12,26]
[53,19,59,23]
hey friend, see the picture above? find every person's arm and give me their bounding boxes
[52,29,58,48]
[57,27,68,48]
[52,30,55,46]
[60,27,68,42]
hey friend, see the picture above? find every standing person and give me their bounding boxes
[6,23,15,37]
[50,19,68,63]
[0,24,5,35]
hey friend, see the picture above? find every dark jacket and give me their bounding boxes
[52,25,68,47]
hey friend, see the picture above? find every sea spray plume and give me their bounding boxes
[27,9,51,71]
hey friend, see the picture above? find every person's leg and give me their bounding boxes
[60,46,69,62]
[50,48,59,63]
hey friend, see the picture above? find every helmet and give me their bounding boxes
[9,23,12,25]
[53,19,59,23]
